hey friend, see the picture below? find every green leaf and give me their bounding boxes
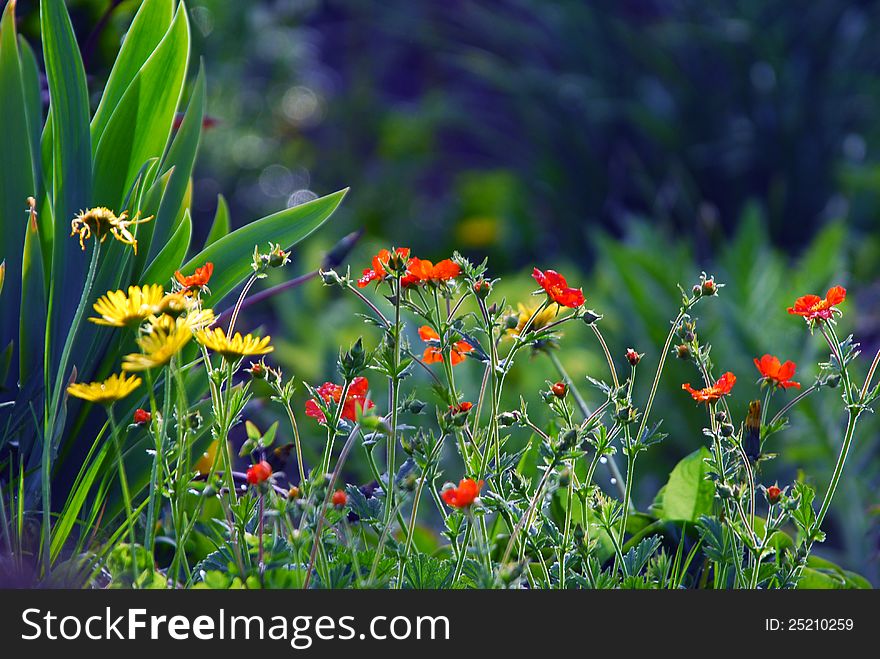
[245,420,261,441]
[141,210,192,287]
[19,211,45,384]
[17,36,42,178]
[147,63,206,261]
[0,0,37,366]
[652,447,715,522]
[204,194,230,248]
[90,0,174,147]
[186,189,349,308]
[40,0,92,363]
[92,4,190,209]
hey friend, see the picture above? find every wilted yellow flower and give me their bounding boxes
[196,327,273,360]
[67,373,142,405]
[122,323,193,371]
[508,302,557,337]
[70,207,153,254]
[89,285,166,328]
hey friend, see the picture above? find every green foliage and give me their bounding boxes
[0,0,345,580]
[652,447,715,523]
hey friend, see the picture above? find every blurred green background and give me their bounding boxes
[15,0,879,581]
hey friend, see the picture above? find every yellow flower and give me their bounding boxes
[148,307,216,334]
[508,302,557,337]
[89,285,166,328]
[67,373,142,405]
[195,439,226,476]
[122,322,193,371]
[196,327,273,360]
[70,207,153,254]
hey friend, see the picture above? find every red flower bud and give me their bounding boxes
[133,408,151,425]
[331,490,348,506]
[551,382,568,398]
[473,279,491,299]
[246,460,272,485]
[766,485,782,504]
[625,348,642,366]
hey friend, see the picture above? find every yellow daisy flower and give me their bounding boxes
[196,327,273,360]
[194,439,227,476]
[70,207,153,254]
[508,302,557,337]
[89,285,166,328]
[122,323,193,372]
[67,373,142,405]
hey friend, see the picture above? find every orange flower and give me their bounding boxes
[754,354,801,390]
[418,325,473,366]
[441,478,483,508]
[357,247,411,288]
[532,268,585,308]
[246,460,272,485]
[331,490,348,506]
[787,286,846,322]
[448,401,474,414]
[175,262,214,291]
[305,376,375,424]
[401,257,460,287]
[682,371,736,403]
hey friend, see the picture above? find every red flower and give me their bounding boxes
[448,401,474,414]
[175,262,214,291]
[305,376,375,424]
[133,408,151,425]
[766,485,782,504]
[442,478,483,508]
[682,372,736,403]
[551,382,568,398]
[331,490,348,506]
[754,354,801,390]
[401,257,461,287]
[246,460,272,485]
[418,325,473,366]
[787,286,846,322]
[532,268,585,308]
[625,348,642,366]
[357,248,411,288]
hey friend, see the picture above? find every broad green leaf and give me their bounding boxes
[40,0,92,366]
[18,36,41,177]
[19,210,45,384]
[204,194,230,248]
[130,166,172,281]
[92,5,190,209]
[147,63,206,260]
[185,188,349,308]
[91,0,174,146]
[0,1,37,370]
[652,447,714,522]
[141,210,192,287]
